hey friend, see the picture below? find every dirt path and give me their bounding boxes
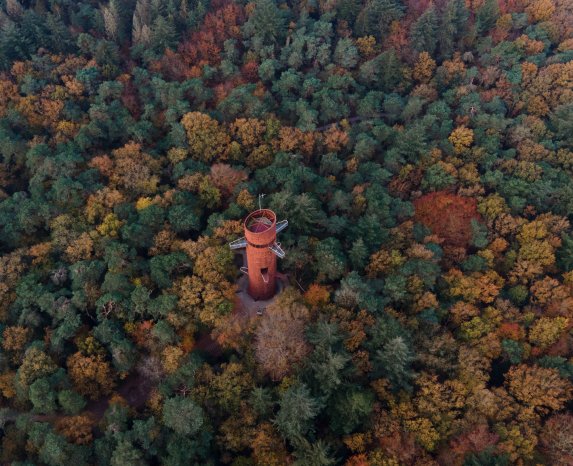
[84,371,155,420]
[84,331,226,421]
[194,332,223,357]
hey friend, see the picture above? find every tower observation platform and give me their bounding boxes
[229,209,288,301]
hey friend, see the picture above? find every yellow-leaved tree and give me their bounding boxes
[181,111,230,163]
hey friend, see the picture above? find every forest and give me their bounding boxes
[0,0,572,464]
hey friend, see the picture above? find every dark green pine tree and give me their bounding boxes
[243,0,287,45]
[274,384,320,442]
[373,336,416,391]
[292,439,336,466]
[349,238,368,270]
[476,0,499,34]
[438,0,469,59]
[557,232,573,271]
[355,0,405,41]
[358,49,403,92]
[162,396,205,436]
[110,439,145,466]
[45,13,75,53]
[410,5,438,55]
[0,21,29,70]
[336,0,362,27]
[150,15,178,54]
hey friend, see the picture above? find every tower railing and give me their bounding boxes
[229,209,288,300]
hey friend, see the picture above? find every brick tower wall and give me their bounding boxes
[244,209,277,300]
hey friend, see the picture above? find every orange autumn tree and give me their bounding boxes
[67,352,116,400]
[304,283,330,309]
[413,52,436,83]
[155,0,246,80]
[107,142,162,197]
[55,415,94,445]
[506,364,572,414]
[2,326,30,352]
[413,191,482,248]
[229,117,266,148]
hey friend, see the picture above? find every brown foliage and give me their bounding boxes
[237,189,256,210]
[16,95,63,129]
[0,77,17,118]
[155,1,245,80]
[449,301,480,325]
[498,322,522,340]
[276,126,317,159]
[150,229,178,256]
[241,61,259,82]
[85,187,125,223]
[303,283,330,308]
[551,0,573,41]
[389,166,423,197]
[64,232,94,263]
[0,372,16,399]
[322,126,349,152]
[449,424,499,457]
[413,52,436,83]
[251,421,289,466]
[2,326,30,351]
[413,191,481,248]
[540,413,573,465]
[378,429,421,464]
[506,364,572,414]
[128,320,155,348]
[277,126,305,152]
[217,403,257,451]
[230,117,266,148]
[254,289,311,381]
[209,163,247,198]
[344,454,370,466]
[212,219,244,242]
[181,112,230,163]
[109,142,161,195]
[385,20,409,52]
[0,250,27,287]
[67,352,116,400]
[118,74,142,119]
[55,415,94,445]
[339,309,375,352]
[17,347,57,390]
[174,243,236,329]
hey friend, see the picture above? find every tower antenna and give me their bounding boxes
[259,193,266,211]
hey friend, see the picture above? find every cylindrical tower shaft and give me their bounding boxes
[244,209,277,300]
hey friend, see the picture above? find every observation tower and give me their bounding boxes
[229,209,288,300]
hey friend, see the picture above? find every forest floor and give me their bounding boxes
[85,371,155,420]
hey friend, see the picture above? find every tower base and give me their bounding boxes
[234,273,289,319]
